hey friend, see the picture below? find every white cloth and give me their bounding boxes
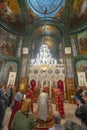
[38,92,48,121]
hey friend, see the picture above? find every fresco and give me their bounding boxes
[76,60,87,80]
[0,59,4,80]
[71,37,77,56]
[0,27,17,56]
[71,0,87,28]
[66,55,74,78]
[77,30,87,54]
[0,0,15,22]
[0,61,18,85]
[0,0,24,30]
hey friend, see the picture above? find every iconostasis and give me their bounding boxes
[28,64,65,97]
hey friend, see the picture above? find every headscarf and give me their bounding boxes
[14,92,22,101]
[21,99,31,114]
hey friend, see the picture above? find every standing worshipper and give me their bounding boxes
[75,85,85,104]
[11,99,36,130]
[8,91,23,130]
[6,85,13,107]
[49,111,63,130]
[0,85,9,109]
[75,90,87,128]
[26,85,34,112]
[0,90,5,130]
[57,80,64,94]
[38,90,49,121]
[53,86,65,118]
[30,79,36,92]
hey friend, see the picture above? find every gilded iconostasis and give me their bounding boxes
[28,64,65,97]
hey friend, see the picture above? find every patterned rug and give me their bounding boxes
[36,118,54,128]
[34,109,54,129]
[36,128,48,130]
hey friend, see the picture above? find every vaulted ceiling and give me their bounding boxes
[0,0,87,60]
[0,0,87,32]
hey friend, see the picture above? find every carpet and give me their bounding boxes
[36,118,54,129]
[36,128,48,130]
[34,106,54,129]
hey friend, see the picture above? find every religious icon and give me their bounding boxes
[19,77,28,94]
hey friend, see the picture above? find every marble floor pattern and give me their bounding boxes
[2,102,81,130]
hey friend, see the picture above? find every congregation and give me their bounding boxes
[0,83,87,130]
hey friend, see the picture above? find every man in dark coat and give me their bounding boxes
[0,90,5,130]
[76,86,85,104]
[75,90,87,127]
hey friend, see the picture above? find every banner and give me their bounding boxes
[77,72,87,86]
[7,72,17,86]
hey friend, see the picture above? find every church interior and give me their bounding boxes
[0,0,87,130]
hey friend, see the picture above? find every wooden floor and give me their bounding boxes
[2,102,81,130]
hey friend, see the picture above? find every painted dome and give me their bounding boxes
[26,0,64,16]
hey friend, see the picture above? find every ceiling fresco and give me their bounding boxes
[0,0,25,31]
[0,0,87,65]
[70,0,87,28]
[0,0,87,31]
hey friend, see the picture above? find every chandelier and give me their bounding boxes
[30,7,58,66]
[31,44,57,66]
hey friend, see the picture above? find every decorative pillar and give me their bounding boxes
[20,42,30,77]
[71,35,78,57]
[63,0,75,102]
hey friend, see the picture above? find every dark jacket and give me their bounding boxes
[76,89,85,104]
[75,103,87,126]
[11,110,36,130]
[0,90,5,129]
[49,124,63,130]
[0,89,9,108]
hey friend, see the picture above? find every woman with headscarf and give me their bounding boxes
[26,85,34,112]
[11,99,36,130]
[8,91,23,130]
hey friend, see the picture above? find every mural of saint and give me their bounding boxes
[0,28,17,56]
[76,60,87,81]
[78,30,87,54]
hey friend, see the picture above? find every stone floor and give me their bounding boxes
[2,102,81,130]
